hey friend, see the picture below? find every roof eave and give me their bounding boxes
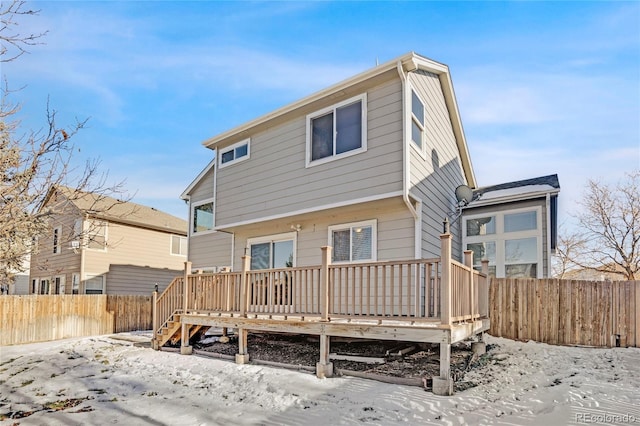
[465,188,561,209]
[201,52,446,149]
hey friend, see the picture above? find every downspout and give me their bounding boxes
[397,61,420,259]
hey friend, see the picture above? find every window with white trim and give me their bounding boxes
[248,232,296,270]
[328,220,377,263]
[52,227,61,254]
[85,275,105,294]
[171,235,187,256]
[192,199,214,234]
[219,139,250,168]
[463,207,542,278]
[411,90,425,149]
[306,94,367,167]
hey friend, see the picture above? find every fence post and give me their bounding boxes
[181,261,192,355]
[152,288,158,350]
[240,255,250,317]
[320,246,332,322]
[440,232,452,326]
[481,259,490,319]
[464,250,474,319]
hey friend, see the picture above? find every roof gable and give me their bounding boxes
[46,186,187,235]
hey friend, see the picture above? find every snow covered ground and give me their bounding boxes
[1,333,639,425]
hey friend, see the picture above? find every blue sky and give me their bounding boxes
[3,1,639,229]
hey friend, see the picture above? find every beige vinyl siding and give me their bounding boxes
[215,78,404,227]
[230,198,413,271]
[407,70,467,260]
[188,231,233,270]
[83,222,186,291]
[462,198,549,276]
[106,265,181,295]
[29,207,82,294]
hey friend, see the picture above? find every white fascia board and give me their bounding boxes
[181,158,216,200]
[202,52,448,149]
[214,191,404,230]
[465,189,560,209]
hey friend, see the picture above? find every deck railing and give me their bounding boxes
[153,231,488,341]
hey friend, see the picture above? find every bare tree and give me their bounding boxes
[551,223,588,279]
[567,171,640,280]
[1,1,128,287]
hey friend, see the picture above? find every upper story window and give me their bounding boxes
[192,199,214,235]
[52,227,61,254]
[306,94,367,167]
[463,207,541,279]
[328,219,377,263]
[171,235,187,256]
[411,90,425,149]
[219,139,250,168]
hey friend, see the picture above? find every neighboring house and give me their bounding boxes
[29,187,188,295]
[461,175,560,279]
[182,51,477,272]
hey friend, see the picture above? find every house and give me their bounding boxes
[182,51,477,272]
[461,174,560,278]
[165,52,500,395]
[29,187,188,296]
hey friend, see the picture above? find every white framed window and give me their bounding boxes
[191,199,214,235]
[328,219,377,263]
[86,220,107,251]
[52,227,61,254]
[54,275,65,295]
[410,89,425,150]
[39,278,51,295]
[219,139,250,168]
[85,274,105,294]
[72,273,80,295]
[306,94,367,167]
[463,207,542,278]
[247,232,296,270]
[171,235,187,256]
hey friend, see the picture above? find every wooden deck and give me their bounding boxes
[152,232,490,395]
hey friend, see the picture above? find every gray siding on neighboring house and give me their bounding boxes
[407,70,467,260]
[215,78,405,227]
[106,265,182,295]
[230,198,414,270]
[462,198,549,276]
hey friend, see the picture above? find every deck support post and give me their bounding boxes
[235,327,250,364]
[464,250,474,319]
[320,246,332,322]
[432,342,453,395]
[316,333,333,378]
[181,261,192,353]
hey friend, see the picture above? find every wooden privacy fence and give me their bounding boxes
[1,295,152,346]
[489,278,639,348]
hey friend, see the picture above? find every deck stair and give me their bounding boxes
[156,312,209,347]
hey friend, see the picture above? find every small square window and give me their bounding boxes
[192,201,214,234]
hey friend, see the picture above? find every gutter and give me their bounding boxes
[397,60,419,222]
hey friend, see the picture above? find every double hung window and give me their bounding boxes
[411,90,425,149]
[306,94,367,166]
[171,235,187,256]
